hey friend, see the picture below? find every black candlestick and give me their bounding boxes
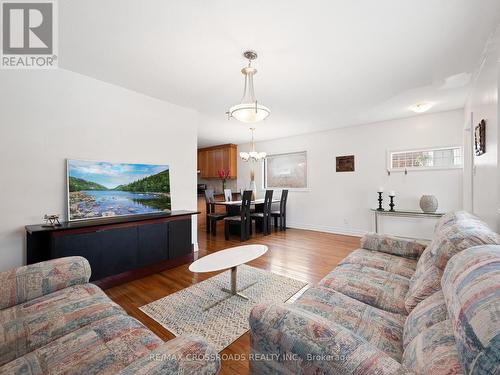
[377,192,384,211]
[389,195,395,211]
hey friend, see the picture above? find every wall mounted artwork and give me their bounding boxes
[336,155,355,172]
[264,151,307,188]
[474,119,486,156]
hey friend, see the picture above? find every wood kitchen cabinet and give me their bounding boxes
[198,144,237,179]
[198,149,208,177]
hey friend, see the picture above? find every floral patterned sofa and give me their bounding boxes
[249,211,500,374]
[0,257,220,374]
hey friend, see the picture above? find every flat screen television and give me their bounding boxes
[67,159,171,221]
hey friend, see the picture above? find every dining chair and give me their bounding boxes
[250,190,273,235]
[224,189,233,202]
[204,189,227,235]
[241,188,256,213]
[271,189,288,231]
[224,190,252,241]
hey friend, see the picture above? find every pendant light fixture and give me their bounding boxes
[227,50,270,123]
[239,128,266,162]
[240,127,266,200]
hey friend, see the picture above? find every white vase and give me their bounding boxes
[420,195,438,213]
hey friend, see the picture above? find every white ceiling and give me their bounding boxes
[59,1,500,147]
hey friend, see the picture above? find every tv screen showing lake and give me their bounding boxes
[67,160,171,221]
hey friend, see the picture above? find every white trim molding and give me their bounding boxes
[286,221,366,238]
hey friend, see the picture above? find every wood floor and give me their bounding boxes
[104,198,360,374]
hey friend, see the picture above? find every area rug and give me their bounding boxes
[140,265,307,352]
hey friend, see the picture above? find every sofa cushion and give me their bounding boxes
[406,212,499,314]
[249,303,406,375]
[430,217,500,270]
[319,264,410,315]
[405,247,443,313]
[118,335,221,374]
[442,245,500,375]
[360,233,426,259]
[403,290,448,348]
[0,314,163,375]
[402,319,463,374]
[294,286,405,361]
[433,211,457,232]
[405,267,443,314]
[0,256,91,310]
[433,210,482,233]
[409,244,434,281]
[0,283,124,366]
[340,248,417,278]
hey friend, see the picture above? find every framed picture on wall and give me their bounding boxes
[474,119,486,156]
[336,155,355,172]
[264,151,307,188]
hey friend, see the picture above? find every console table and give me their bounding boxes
[371,209,445,233]
[26,210,199,288]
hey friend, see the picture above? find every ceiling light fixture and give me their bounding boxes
[409,102,434,113]
[227,50,270,123]
[239,128,266,162]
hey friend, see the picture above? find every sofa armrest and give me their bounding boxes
[360,232,426,259]
[117,335,221,375]
[0,256,91,310]
[249,304,409,375]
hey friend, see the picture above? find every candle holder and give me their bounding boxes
[389,195,395,211]
[377,192,384,211]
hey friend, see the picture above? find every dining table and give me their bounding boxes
[213,198,280,216]
[214,198,281,234]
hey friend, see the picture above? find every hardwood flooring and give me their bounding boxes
[104,197,360,374]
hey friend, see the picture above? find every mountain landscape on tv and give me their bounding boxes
[68,160,171,221]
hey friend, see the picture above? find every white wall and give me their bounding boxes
[238,110,464,239]
[0,69,198,271]
[463,24,500,231]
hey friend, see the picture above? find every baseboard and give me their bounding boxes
[286,221,366,237]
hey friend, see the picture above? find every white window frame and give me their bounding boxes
[263,151,309,191]
[387,146,463,172]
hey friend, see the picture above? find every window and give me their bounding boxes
[264,151,307,189]
[388,146,462,171]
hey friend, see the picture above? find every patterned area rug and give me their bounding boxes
[140,264,307,352]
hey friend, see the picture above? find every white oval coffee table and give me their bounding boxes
[189,244,268,310]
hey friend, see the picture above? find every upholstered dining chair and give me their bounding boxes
[250,190,273,235]
[224,190,252,241]
[271,189,288,231]
[204,189,227,235]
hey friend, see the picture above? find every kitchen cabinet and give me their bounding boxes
[198,144,237,179]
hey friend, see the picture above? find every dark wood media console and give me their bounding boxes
[26,210,199,288]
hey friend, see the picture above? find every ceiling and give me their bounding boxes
[59,1,500,147]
